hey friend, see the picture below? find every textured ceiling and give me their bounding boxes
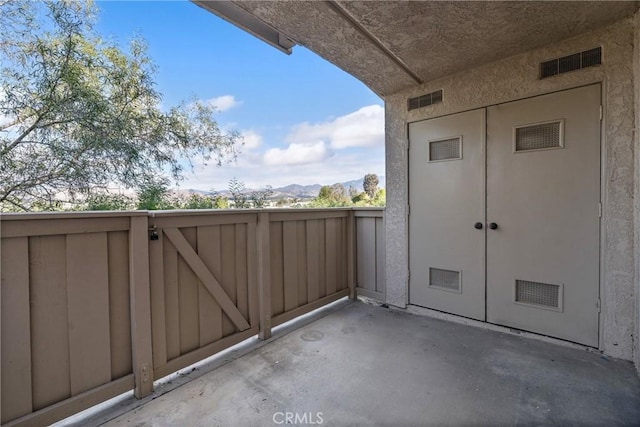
[202,1,639,96]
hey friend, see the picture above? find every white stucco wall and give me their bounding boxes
[384,17,637,361]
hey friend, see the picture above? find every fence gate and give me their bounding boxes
[148,212,260,379]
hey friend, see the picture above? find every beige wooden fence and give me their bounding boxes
[0,208,383,426]
[354,208,385,300]
[261,210,353,337]
[0,212,150,426]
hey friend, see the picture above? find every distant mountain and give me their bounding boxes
[274,183,322,198]
[181,175,385,200]
[272,175,385,199]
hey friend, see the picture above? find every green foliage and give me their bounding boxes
[0,0,240,211]
[372,188,385,207]
[310,179,385,208]
[213,195,230,209]
[363,173,379,199]
[351,192,368,204]
[181,193,228,210]
[250,185,273,208]
[136,178,174,210]
[228,177,249,208]
[310,183,351,207]
[85,192,134,211]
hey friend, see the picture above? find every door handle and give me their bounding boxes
[489,222,498,230]
[474,222,483,230]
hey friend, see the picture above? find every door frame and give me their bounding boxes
[406,82,604,347]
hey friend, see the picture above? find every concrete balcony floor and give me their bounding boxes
[99,301,639,426]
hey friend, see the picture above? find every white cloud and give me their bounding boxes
[180,146,384,191]
[178,104,385,191]
[263,141,331,166]
[286,104,384,149]
[241,130,263,150]
[205,95,241,112]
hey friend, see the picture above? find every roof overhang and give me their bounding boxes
[194,1,639,96]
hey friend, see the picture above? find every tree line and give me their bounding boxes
[71,173,384,211]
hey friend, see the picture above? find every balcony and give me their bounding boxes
[1,208,384,426]
[1,208,638,426]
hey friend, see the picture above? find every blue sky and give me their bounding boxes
[95,1,384,191]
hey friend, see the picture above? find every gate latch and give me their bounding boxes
[149,225,159,241]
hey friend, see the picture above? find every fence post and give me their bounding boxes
[129,215,154,398]
[257,212,272,339]
[347,210,357,300]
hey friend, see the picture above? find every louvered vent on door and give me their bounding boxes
[515,280,562,311]
[514,121,563,152]
[429,137,462,161]
[429,268,461,293]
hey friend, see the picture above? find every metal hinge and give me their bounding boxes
[596,298,601,313]
[599,105,603,121]
[598,203,602,218]
[407,204,410,216]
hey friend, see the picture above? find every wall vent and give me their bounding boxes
[540,47,601,79]
[429,268,461,293]
[515,279,563,311]
[429,137,462,161]
[408,90,443,111]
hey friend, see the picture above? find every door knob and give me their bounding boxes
[474,222,483,230]
[489,222,498,230]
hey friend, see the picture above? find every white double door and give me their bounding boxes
[408,85,601,346]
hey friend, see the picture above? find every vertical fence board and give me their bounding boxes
[129,215,153,398]
[247,221,259,327]
[338,217,347,291]
[306,220,320,303]
[163,237,180,361]
[296,221,308,306]
[178,227,200,354]
[220,225,237,337]
[150,228,167,371]
[347,213,356,299]
[108,231,132,379]
[258,213,272,339]
[283,221,298,312]
[318,219,327,298]
[270,221,284,316]
[197,226,223,346]
[30,235,71,410]
[335,218,344,291]
[67,233,112,395]
[325,219,337,296]
[235,224,249,320]
[375,217,386,294]
[356,218,376,291]
[1,237,32,422]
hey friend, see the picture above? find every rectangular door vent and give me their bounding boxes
[408,89,443,111]
[429,137,462,161]
[429,268,461,293]
[515,280,562,311]
[540,47,601,79]
[514,120,563,152]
